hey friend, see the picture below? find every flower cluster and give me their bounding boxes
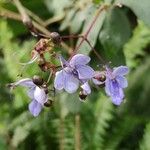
[9,53,129,117]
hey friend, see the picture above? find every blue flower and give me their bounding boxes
[105,66,129,105]
[9,78,48,117]
[54,54,94,93]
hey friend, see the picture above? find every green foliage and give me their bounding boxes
[115,0,150,27]
[99,7,131,65]
[0,0,150,149]
[140,122,150,150]
[124,21,150,68]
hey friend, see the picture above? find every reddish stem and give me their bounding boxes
[73,5,107,54]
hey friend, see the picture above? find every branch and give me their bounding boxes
[73,5,108,54]
[12,0,44,37]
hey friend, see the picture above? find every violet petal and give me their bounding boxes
[34,86,47,104]
[116,76,128,88]
[113,66,129,76]
[77,65,94,80]
[64,72,79,93]
[28,100,42,117]
[70,54,90,67]
[13,78,35,88]
[81,82,91,94]
[54,70,64,90]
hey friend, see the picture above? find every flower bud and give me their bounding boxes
[94,72,106,82]
[32,75,44,86]
[50,32,61,44]
[44,87,49,94]
[92,71,106,86]
[79,91,87,101]
[44,99,53,107]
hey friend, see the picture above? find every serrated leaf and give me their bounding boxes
[115,0,150,27]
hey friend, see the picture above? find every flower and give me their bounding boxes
[9,78,48,117]
[105,66,129,105]
[54,54,94,93]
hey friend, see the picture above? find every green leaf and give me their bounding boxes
[124,21,150,68]
[140,122,150,150]
[59,9,76,31]
[115,0,150,27]
[70,8,87,34]
[125,57,150,118]
[99,7,131,65]
[93,0,103,4]
[77,5,106,55]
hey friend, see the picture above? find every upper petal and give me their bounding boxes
[34,86,47,104]
[113,66,129,76]
[116,76,128,88]
[54,70,64,90]
[69,54,91,67]
[77,65,94,80]
[28,100,43,117]
[12,78,35,88]
[81,82,91,95]
[64,72,79,93]
[59,55,69,67]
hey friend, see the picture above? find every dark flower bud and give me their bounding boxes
[79,91,87,101]
[44,99,53,107]
[94,72,106,82]
[41,83,49,94]
[50,32,61,44]
[44,87,49,94]
[32,75,44,86]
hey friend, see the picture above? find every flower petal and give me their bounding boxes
[116,76,128,88]
[28,100,42,117]
[81,82,91,94]
[64,72,79,93]
[70,54,90,67]
[59,55,69,67]
[105,79,111,96]
[113,66,129,76]
[34,86,47,104]
[77,65,94,80]
[27,87,35,99]
[111,88,124,105]
[54,70,64,90]
[12,78,35,88]
[105,79,124,105]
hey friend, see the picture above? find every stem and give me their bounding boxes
[61,34,105,62]
[85,39,105,63]
[0,8,21,21]
[73,5,107,54]
[13,0,43,37]
[75,113,81,150]
[44,13,65,27]
[59,116,65,150]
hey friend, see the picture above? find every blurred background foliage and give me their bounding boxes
[0,0,150,149]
